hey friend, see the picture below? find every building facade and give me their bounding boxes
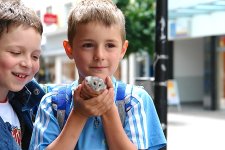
[168,0,225,110]
[23,0,151,84]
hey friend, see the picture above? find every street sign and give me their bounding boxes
[44,13,57,25]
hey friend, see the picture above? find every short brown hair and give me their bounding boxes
[0,0,43,39]
[67,0,126,46]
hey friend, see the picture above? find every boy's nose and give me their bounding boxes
[93,48,105,61]
[20,58,32,68]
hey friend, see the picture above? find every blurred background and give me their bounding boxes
[21,0,225,149]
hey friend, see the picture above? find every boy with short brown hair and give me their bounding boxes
[30,0,166,149]
[0,0,43,149]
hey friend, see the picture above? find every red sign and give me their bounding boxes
[44,13,58,25]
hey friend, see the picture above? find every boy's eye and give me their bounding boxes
[32,53,41,60]
[82,43,94,48]
[10,51,21,55]
[32,55,40,60]
[106,43,115,48]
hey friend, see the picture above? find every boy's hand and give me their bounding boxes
[73,76,114,117]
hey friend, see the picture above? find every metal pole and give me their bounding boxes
[154,0,168,146]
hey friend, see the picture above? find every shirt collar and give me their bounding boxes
[8,86,31,107]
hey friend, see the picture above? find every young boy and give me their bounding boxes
[30,0,166,149]
[0,1,44,149]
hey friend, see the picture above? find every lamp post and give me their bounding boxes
[154,0,168,148]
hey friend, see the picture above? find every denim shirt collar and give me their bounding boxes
[8,80,45,111]
[8,86,31,108]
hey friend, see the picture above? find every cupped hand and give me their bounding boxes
[73,81,114,117]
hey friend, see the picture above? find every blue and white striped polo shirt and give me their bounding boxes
[29,78,166,150]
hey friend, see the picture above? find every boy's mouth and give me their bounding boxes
[12,73,28,78]
[90,66,107,69]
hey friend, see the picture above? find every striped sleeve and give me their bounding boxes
[124,86,167,150]
[29,92,61,150]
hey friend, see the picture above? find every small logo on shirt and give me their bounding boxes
[11,127,22,146]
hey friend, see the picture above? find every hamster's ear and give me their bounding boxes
[63,40,73,59]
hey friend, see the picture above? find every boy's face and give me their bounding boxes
[0,25,41,92]
[64,22,128,82]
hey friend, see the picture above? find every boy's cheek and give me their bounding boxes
[33,63,40,74]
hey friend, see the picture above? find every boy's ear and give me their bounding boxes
[120,40,128,59]
[63,40,73,59]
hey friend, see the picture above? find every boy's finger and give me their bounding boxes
[105,76,113,89]
[74,84,82,99]
[93,89,114,114]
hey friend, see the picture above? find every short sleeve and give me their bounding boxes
[29,93,61,150]
[124,87,166,150]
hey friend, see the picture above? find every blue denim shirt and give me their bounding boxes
[0,79,45,150]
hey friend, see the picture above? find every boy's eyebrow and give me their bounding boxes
[30,48,42,53]
[105,39,120,42]
[7,45,42,51]
[33,49,42,52]
[80,39,94,42]
[79,39,120,43]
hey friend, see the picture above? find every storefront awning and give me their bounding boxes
[169,0,225,19]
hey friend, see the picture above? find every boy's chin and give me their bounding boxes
[92,75,107,80]
[9,84,26,92]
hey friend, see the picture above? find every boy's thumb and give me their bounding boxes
[106,76,113,88]
[74,84,82,98]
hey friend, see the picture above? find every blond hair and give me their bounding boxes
[67,0,126,46]
[0,0,43,38]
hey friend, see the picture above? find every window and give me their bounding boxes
[46,6,52,13]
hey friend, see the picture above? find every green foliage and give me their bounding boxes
[114,0,156,58]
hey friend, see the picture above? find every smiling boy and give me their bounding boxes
[0,1,43,149]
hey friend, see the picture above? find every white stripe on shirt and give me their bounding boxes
[34,93,53,150]
[133,93,149,148]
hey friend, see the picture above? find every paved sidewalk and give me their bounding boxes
[167,104,225,150]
